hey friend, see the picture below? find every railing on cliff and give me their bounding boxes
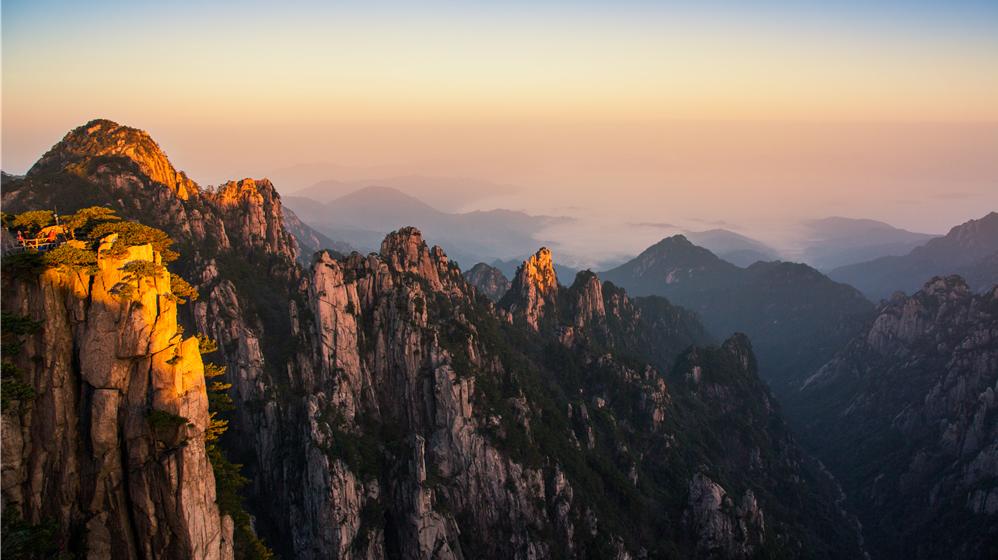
[3,238,67,255]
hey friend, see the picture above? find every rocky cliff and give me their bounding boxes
[797,276,998,559]
[462,262,511,301]
[3,119,864,559]
[1,234,232,559]
[501,247,559,331]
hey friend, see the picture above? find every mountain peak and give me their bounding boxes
[380,226,427,263]
[215,178,276,206]
[522,247,558,295]
[653,234,694,248]
[464,262,511,301]
[502,247,560,330]
[641,234,723,262]
[28,118,197,200]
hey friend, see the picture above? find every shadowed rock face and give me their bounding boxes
[601,235,874,399]
[796,276,998,559]
[3,119,865,559]
[463,262,511,301]
[1,236,231,560]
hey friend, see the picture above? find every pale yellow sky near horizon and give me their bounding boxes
[3,1,997,253]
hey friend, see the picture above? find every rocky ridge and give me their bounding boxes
[798,276,998,559]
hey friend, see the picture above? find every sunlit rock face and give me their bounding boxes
[28,119,200,200]
[1,236,231,560]
[502,247,560,330]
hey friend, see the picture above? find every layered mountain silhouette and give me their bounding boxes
[284,186,567,266]
[283,174,519,212]
[829,212,998,300]
[600,235,874,396]
[800,217,938,271]
[683,229,781,267]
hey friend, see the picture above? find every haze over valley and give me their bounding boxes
[2,2,997,559]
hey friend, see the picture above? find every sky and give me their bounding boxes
[3,0,997,257]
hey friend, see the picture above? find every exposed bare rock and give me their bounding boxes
[1,236,229,560]
[799,276,998,559]
[28,118,199,200]
[683,473,765,559]
[212,178,299,260]
[501,247,559,330]
[463,262,511,301]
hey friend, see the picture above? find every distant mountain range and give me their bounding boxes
[683,228,781,267]
[828,212,998,301]
[275,170,519,212]
[800,216,939,271]
[283,186,567,266]
[600,235,874,396]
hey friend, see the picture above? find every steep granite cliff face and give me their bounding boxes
[1,235,232,559]
[797,276,998,559]
[262,233,862,559]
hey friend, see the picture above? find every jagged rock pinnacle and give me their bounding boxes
[523,247,558,294]
[503,247,560,330]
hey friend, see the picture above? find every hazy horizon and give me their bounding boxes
[3,0,997,263]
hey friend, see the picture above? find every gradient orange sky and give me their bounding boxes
[3,1,997,256]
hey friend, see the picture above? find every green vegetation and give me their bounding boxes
[0,508,59,560]
[318,408,387,481]
[1,313,42,411]
[11,210,54,236]
[2,253,47,280]
[62,206,119,239]
[200,341,275,560]
[146,409,191,443]
[198,334,219,355]
[89,220,179,262]
[170,273,199,304]
[43,245,97,274]
[4,209,188,295]
[109,261,167,301]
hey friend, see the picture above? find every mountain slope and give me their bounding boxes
[800,217,938,271]
[2,119,863,559]
[828,212,998,300]
[600,235,874,397]
[684,229,780,267]
[795,276,998,559]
